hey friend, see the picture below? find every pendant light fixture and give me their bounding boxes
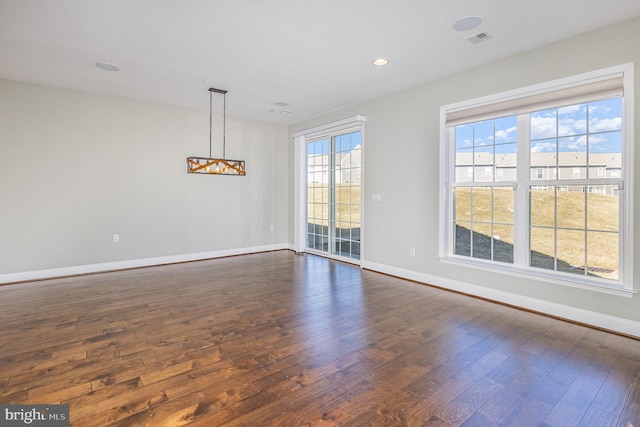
[187,88,246,176]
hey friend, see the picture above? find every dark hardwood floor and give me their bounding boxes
[0,251,638,426]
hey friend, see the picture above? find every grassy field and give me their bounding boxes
[307,184,361,229]
[307,184,619,279]
[455,187,619,279]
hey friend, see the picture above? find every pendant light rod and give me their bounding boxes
[208,87,228,159]
[209,88,212,158]
[222,89,226,159]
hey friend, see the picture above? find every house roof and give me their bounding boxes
[456,152,621,168]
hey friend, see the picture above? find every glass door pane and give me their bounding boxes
[306,131,361,260]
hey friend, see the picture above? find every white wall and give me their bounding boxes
[0,80,290,278]
[289,17,640,333]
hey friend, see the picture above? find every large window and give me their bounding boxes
[440,64,634,293]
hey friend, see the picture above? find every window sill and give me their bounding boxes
[439,255,636,298]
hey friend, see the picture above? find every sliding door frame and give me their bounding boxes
[293,115,366,265]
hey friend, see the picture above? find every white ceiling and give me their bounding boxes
[2,1,639,125]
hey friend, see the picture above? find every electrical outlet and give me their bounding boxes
[113,234,120,243]
[410,247,416,256]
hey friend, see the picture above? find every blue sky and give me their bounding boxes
[455,98,622,155]
[455,115,517,154]
[307,131,362,155]
[531,98,622,154]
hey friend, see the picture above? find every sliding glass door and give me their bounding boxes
[306,131,361,261]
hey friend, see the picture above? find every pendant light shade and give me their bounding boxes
[187,88,246,176]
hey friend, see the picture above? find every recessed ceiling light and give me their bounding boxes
[96,62,120,72]
[274,101,288,107]
[279,110,292,115]
[452,16,482,32]
[372,58,389,66]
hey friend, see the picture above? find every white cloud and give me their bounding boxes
[559,136,587,151]
[558,118,586,136]
[531,116,557,139]
[590,117,621,132]
[586,134,618,153]
[495,126,517,142]
[531,141,556,152]
[589,104,612,115]
[532,107,620,140]
[558,104,584,114]
[588,135,606,144]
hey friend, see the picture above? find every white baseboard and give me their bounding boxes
[362,260,640,339]
[0,243,293,284]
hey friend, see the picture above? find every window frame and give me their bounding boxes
[439,64,635,296]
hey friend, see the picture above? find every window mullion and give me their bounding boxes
[329,137,336,256]
[514,114,530,267]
